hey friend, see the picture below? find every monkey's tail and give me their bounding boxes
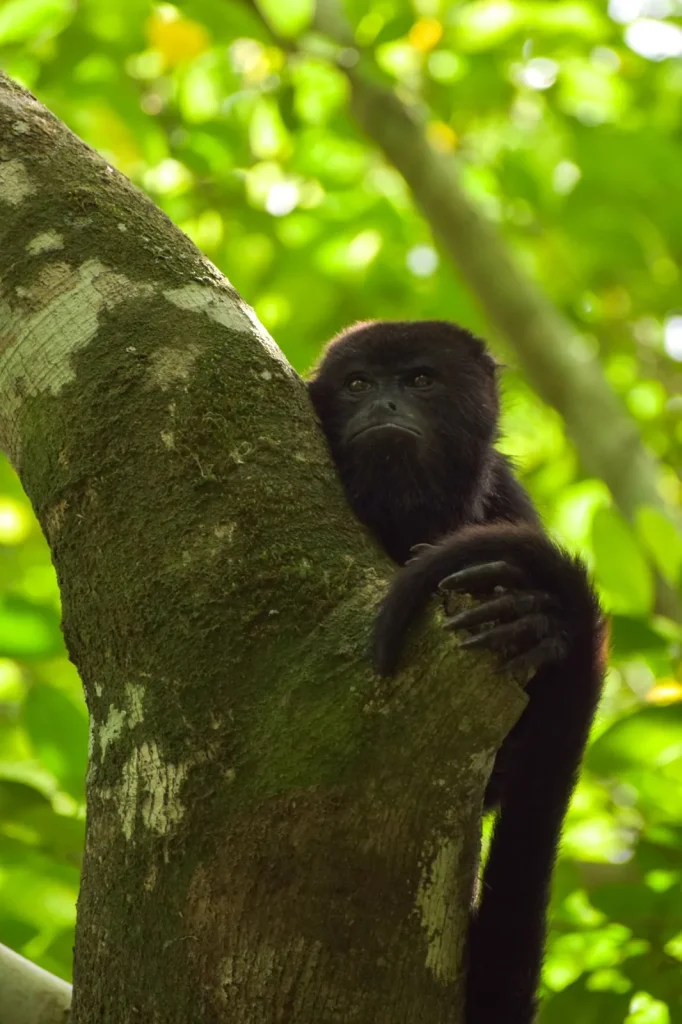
[465,646,603,1024]
[371,520,606,1023]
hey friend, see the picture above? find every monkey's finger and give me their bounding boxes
[444,592,556,632]
[439,561,526,596]
[407,543,435,563]
[459,613,552,653]
[501,636,569,676]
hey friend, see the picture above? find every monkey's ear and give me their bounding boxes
[484,352,505,376]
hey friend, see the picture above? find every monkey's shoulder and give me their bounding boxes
[481,452,540,529]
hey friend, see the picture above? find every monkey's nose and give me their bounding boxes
[372,398,398,413]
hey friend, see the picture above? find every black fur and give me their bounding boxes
[308,320,606,1024]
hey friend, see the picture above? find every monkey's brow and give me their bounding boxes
[341,358,440,375]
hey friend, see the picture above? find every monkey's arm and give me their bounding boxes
[373,523,606,1024]
[373,522,603,679]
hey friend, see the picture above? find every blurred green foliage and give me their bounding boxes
[2,0,682,1019]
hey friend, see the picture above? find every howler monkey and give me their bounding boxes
[308,320,606,1024]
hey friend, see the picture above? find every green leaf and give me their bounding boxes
[589,881,661,931]
[625,991,671,1024]
[291,59,348,126]
[588,705,682,776]
[254,0,314,38]
[248,97,291,160]
[22,685,88,800]
[635,507,682,589]
[0,865,77,929]
[0,779,51,817]
[538,984,630,1024]
[179,62,222,125]
[0,598,63,659]
[0,0,72,44]
[452,1,607,52]
[609,616,669,657]
[591,507,654,616]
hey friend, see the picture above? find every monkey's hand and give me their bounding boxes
[373,523,602,677]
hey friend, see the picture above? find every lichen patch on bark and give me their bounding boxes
[92,683,147,764]
[0,259,154,457]
[99,706,126,760]
[148,341,204,390]
[119,740,189,840]
[163,283,289,368]
[416,834,463,984]
[26,230,64,254]
[0,158,35,205]
[126,683,145,727]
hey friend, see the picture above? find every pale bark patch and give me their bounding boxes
[26,230,64,255]
[144,862,158,891]
[119,740,189,840]
[126,683,145,727]
[99,706,126,760]
[213,521,237,543]
[148,341,204,389]
[0,259,154,458]
[163,283,289,368]
[416,835,462,984]
[0,158,35,205]
[94,683,146,762]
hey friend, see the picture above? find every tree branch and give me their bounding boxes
[245,0,681,611]
[0,943,71,1024]
[342,67,682,618]
[344,67,665,526]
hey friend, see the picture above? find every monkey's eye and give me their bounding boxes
[346,375,373,394]
[406,372,433,389]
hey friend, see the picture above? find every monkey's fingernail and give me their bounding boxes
[459,634,492,650]
[439,561,519,592]
[444,610,491,631]
[444,613,471,631]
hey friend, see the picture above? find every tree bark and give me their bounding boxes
[0,74,525,1024]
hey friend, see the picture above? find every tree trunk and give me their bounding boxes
[0,74,525,1024]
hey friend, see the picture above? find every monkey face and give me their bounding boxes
[341,369,430,445]
[308,320,501,560]
[309,319,499,471]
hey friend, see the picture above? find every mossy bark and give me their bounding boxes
[0,74,525,1024]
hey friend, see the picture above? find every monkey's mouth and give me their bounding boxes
[349,423,422,441]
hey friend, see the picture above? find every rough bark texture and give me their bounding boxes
[0,75,525,1024]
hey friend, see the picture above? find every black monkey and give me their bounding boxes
[308,320,606,1024]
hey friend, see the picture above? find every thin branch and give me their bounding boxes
[247,0,681,613]
[344,69,664,522]
[341,68,681,617]
[0,943,71,1024]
